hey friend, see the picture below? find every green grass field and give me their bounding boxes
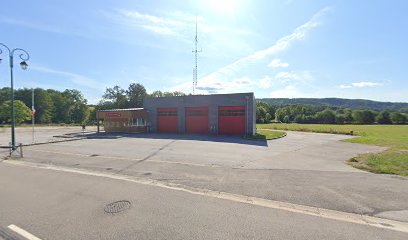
[258,123,408,176]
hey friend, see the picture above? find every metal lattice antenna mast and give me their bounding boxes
[192,18,201,95]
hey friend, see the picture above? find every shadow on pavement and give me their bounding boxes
[82,132,268,147]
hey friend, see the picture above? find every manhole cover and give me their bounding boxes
[104,200,131,214]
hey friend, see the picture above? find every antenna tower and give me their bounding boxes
[192,18,201,94]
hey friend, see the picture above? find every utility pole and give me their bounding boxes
[32,88,35,143]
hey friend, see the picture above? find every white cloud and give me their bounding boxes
[233,76,256,85]
[352,81,382,87]
[258,76,273,89]
[268,59,289,68]
[338,81,382,89]
[339,84,352,89]
[30,65,104,90]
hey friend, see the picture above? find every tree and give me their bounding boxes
[126,83,147,108]
[275,108,291,122]
[15,88,33,107]
[335,114,346,124]
[294,114,306,123]
[352,110,375,124]
[149,90,164,97]
[62,90,89,124]
[256,102,270,123]
[33,89,54,123]
[273,104,321,123]
[0,87,11,105]
[256,105,271,123]
[72,104,90,124]
[391,112,407,124]
[102,86,127,109]
[0,100,32,124]
[48,89,69,123]
[171,91,186,97]
[315,109,336,124]
[342,109,354,123]
[376,111,392,124]
[87,106,97,124]
[148,91,187,98]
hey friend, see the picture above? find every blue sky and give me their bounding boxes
[1,0,407,104]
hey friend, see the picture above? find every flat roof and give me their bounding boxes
[144,92,254,100]
[97,108,145,112]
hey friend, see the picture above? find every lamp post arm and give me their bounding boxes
[0,43,12,67]
[0,43,11,55]
[11,48,30,61]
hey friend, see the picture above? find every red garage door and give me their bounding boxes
[185,107,209,134]
[157,108,178,133]
[218,106,246,134]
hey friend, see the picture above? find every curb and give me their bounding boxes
[21,137,84,147]
[243,131,287,141]
[266,132,287,140]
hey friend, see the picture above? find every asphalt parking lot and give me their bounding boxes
[0,126,96,147]
[16,131,384,171]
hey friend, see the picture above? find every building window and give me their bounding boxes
[158,111,178,116]
[219,109,245,116]
[130,118,146,127]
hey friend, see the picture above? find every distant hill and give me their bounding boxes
[257,98,408,112]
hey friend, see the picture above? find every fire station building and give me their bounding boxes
[97,92,256,135]
[96,108,147,133]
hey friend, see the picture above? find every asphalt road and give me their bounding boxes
[0,162,407,240]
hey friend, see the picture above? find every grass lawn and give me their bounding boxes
[245,129,286,140]
[258,123,408,176]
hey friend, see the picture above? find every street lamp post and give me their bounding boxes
[0,43,30,151]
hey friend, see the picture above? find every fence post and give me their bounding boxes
[19,143,23,158]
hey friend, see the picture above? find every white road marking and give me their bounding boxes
[25,149,213,167]
[8,224,42,240]
[5,160,408,233]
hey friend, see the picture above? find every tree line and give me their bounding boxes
[258,98,408,113]
[0,87,91,124]
[256,101,407,124]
